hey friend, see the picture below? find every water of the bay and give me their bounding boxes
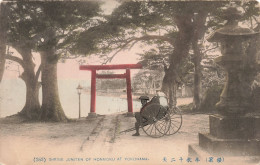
[0,79,192,118]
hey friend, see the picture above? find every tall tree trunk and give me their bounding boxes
[191,11,207,111]
[161,13,194,108]
[15,47,41,120]
[0,3,7,82]
[161,67,170,97]
[192,42,203,110]
[162,67,178,109]
[168,81,177,108]
[162,13,193,107]
[40,49,68,122]
[20,75,41,119]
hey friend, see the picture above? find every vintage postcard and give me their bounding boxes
[0,0,260,165]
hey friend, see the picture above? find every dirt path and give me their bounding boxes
[80,115,118,154]
[0,114,259,165]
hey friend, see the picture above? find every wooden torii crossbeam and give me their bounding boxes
[80,64,142,117]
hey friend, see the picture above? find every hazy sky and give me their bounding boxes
[3,41,143,80]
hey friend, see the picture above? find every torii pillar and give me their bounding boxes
[80,64,142,117]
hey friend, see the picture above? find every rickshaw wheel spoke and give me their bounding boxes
[165,107,182,135]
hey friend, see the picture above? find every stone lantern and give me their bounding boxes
[189,7,260,158]
[208,7,259,116]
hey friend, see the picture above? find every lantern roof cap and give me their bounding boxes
[208,27,259,42]
[207,6,259,42]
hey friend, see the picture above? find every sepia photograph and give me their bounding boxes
[0,0,259,164]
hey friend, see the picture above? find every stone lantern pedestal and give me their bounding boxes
[189,7,260,159]
[194,115,260,156]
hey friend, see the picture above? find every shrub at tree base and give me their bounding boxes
[199,84,223,112]
[179,103,193,113]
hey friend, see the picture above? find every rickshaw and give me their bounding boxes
[120,92,183,138]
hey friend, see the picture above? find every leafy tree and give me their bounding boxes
[72,1,228,108]
[4,1,101,121]
[71,1,192,107]
[138,46,194,92]
[34,1,101,122]
[201,55,225,89]
[5,2,43,119]
[132,69,163,94]
[63,1,260,110]
[96,71,126,90]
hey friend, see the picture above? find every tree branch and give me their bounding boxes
[102,34,174,64]
[134,35,174,44]
[102,45,126,64]
[63,55,81,59]
[252,15,260,25]
[202,44,219,54]
[35,64,42,80]
[5,55,25,68]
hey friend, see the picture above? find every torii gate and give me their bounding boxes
[80,64,142,117]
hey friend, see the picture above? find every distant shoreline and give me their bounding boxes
[96,91,143,100]
[96,91,159,101]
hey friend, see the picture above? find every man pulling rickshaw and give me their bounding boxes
[121,92,183,138]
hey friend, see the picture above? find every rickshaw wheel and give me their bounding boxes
[165,106,182,135]
[140,104,171,138]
